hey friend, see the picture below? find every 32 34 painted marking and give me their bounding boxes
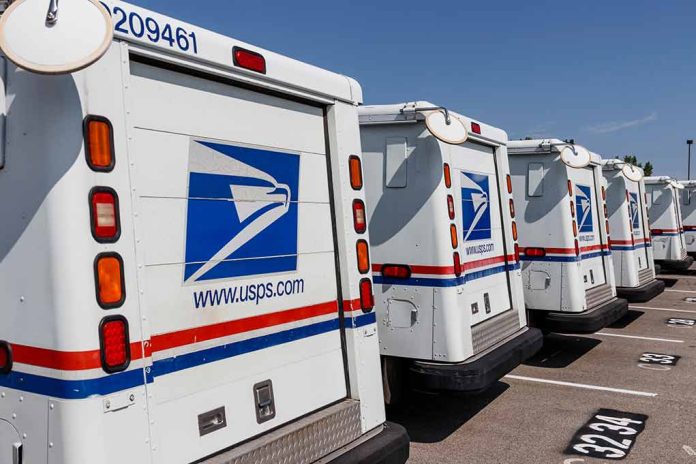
[565,409,647,461]
[666,318,696,327]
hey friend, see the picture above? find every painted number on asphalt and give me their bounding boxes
[666,318,696,327]
[566,409,648,460]
[639,353,680,366]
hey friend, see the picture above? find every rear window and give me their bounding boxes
[527,162,544,197]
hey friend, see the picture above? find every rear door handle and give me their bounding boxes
[12,442,22,464]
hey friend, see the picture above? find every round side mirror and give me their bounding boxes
[0,0,113,74]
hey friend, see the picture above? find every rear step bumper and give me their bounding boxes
[408,327,543,393]
[530,297,628,334]
[656,256,694,271]
[329,422,410,464]
[616,279,665,303]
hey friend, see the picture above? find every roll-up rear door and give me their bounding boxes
[127,60,346,463]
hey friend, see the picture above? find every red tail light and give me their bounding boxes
[90,188,120,242]
[601,186,606,201]
[447,195,455,219]
[506,174,513,194]
[570,201,575,218]
[605,220,611,234]
[652,229,663,235]
[444,163,452,188]
[574,239,580,256]
[359,279,374,312]
[524,247,546,257]
[568,180,573,196]
[352,199,367,234]
[509,199,515,218]
[99,316,130,373]
[0,342,12,375]
[514,243,520,262]
[349,156,363,190]
[471,122,481,134]
[603,204,608,217]
[382,264,411,279]
[572,221,578,237]
[232,47,266,74]
[453,252,462,276]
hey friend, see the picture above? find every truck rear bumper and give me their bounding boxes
[530,297,628,334]
[329,422,410,464]
[656,256,694,271]
[408,327,543,393]
[616,279,665,303]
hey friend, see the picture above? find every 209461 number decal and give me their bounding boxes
[565,409,647,460]
[100,3,198,54]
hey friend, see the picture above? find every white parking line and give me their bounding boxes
[630,305,696,314]
[665,289,696,294]
[594,332,684,343]
[504,375,658,397]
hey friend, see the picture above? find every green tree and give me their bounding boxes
[622,155,653,176]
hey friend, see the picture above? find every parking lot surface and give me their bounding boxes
[389,273,696,463]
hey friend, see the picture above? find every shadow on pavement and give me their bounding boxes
[608,309,645,329]
[387,381,509,444]
[523,333,601,368]
[657,277,678,288]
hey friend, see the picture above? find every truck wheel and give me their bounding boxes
[381,356,406,407]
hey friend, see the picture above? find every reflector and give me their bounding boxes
[233,46,266,74]
[0,341,11,375]
[525,247,546,257]
[95,253,125,308]
[356,240,370,274]
[349,156,363,190]
[84,116,115,171]
[382,264,411,279]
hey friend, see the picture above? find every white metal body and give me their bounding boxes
[359,102,528,364]
[601,160,656,288]
[678,180,696,254]
[645,177,687,261]
[508,140,617,313]
[0,2,385,463]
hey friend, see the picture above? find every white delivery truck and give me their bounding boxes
[508,139,628,333]
[0,1,409,463]
[678,180,696,257]
[601,160,664,302]
[358,102,542,401]
[645,176,693,270]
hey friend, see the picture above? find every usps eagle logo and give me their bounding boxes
[183,140,300,283]
[575,184,594,233]
[461,172,492,241]
[629,192,640,230]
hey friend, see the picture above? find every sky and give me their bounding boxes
[129,0,696,179]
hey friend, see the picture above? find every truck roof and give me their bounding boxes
[645,176,683,189]
[601,158,645,175]
[358,101,507,144]
[508,138,602,165]
[103,1,362,104]
[679,180,696,189]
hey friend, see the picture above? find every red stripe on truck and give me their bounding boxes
[372,255,516,276]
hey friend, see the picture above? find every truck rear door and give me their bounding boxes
[571,167,607,290]
[127,59,347,463]
[451,141,513,327]
[629,184,649,270]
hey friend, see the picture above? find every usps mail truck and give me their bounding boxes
[0,1,409,463]
[508,140,627,333]
[601,160,664,302]
[645,176,693,270]
[678,180,696,257]
[358,102,542,402]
